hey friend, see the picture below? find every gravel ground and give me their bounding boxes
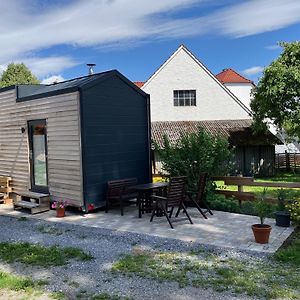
[0,215,262,300]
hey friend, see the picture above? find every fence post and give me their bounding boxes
[285,151,290,171]
[237,184,243,208]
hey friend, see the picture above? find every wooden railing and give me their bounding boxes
[212,176,300,206]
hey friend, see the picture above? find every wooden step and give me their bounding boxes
[14,191,50,214]
[14,200,40,208]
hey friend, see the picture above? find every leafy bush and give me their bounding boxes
[155,128,233,190]
[206,194,240,213]
[287,200,300,226]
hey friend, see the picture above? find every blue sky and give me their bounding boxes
[0,0,299,84]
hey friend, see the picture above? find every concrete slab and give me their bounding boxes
[0,204,294,254]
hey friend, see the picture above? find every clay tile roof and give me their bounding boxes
[133,81,145,88]
[216,68,253,84]
[151,120,280,148]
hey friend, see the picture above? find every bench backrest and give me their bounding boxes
[107,178,137,197]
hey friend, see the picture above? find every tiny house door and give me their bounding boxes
[28,120,49,193]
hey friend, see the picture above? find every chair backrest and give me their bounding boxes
[195,173,208,204]
[166,176,187,207]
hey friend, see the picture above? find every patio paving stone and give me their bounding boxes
[0,204,294,254]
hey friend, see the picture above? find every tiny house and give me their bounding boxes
[0,70,151,210]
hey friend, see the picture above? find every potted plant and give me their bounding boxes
[52,199,68,218]
[252,190,272,244]
[274,189,291,227]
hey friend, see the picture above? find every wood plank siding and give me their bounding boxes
[0,89,83,206]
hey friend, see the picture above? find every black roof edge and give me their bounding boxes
[0,85,16,93]
[16,86,79,102]
[79,69,149,98]
[113,70,149,97]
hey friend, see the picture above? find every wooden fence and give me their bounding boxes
[275,152,300,171]
[212,176,300,207]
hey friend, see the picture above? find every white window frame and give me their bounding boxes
[173,90,196,106]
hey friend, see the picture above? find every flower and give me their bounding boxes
[51,199,68,210]
[87,204,95,212]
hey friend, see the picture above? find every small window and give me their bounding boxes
[173,90,196,106]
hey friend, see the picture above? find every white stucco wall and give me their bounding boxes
[223,83,254,110]
[142,48,251,122]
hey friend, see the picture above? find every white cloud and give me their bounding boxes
[242,66,264,76]
[0,0,200,62]
[0,56,78,78]
[41,75,65,85]
[265,44,281,50]
[211,0,300,37]
[0,0,299,75]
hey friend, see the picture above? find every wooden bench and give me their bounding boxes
[13,191,50,214]
[105,178,138,215]
[0,176,12,204]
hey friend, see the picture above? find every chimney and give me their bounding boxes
[87,63,96,75]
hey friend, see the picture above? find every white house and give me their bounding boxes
[215,68,255,110]
[138,45,252,122]
[134,45,280,176]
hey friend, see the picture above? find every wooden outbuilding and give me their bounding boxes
[0,70,151,210]
[152,120,280,176]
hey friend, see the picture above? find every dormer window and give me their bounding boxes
[173,90,196,106]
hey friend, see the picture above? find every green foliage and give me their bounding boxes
[0,63,40,87]
[287,199,300,226]
[251,41,300,140]
[277,188,287,211]
[0,271,36,291]
[275,229,300,265]
[206,194,240,213]
[253,189,272,224]
[0,242,93,267]
[155,128,233,190]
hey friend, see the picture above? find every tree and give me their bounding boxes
[0,63,40,87]
[251,42,300,140]
[155,128,233,190]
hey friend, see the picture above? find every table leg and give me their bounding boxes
[138,192,142,218]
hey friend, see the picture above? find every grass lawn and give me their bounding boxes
[112,228,300,299]
[0,242,93,267]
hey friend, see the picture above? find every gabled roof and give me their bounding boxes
[152,120,281,147]
[216,68,253,84]
[142,44,252,116]
[134,81,145,88]
[0,70,148,102]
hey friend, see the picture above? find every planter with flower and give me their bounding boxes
[252,190,272,244]
[52,200,68,217]
[274,188,291,227]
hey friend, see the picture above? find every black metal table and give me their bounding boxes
[132,182,169,218]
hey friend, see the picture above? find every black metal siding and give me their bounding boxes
[81,76,151,208]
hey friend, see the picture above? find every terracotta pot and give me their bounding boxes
[251,224,272,244]
[56,207,65,218]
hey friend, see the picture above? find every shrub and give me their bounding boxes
[287,200,300,226]
[206,194,240,213]
[155,128,233,190]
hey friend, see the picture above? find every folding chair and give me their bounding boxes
[150,176,193,229]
